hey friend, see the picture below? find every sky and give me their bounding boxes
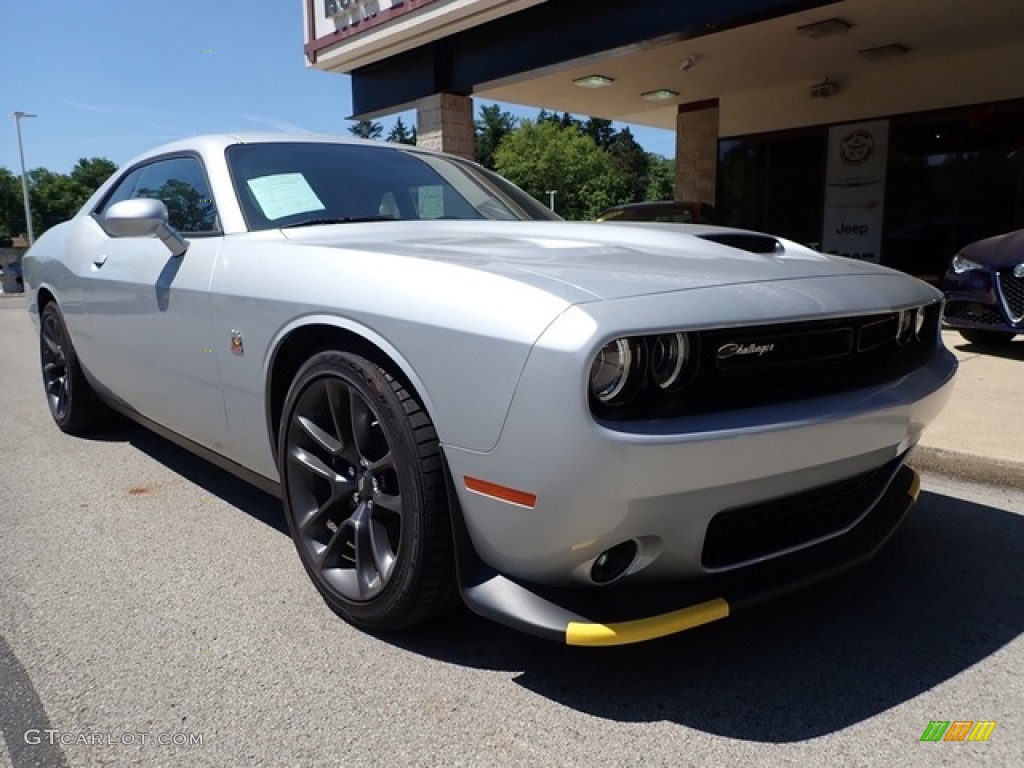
[0,1,675,176]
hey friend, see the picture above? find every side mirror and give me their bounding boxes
[102,198,188,258]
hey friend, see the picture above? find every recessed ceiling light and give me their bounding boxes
[573,74,615,88]
[642,89,679,102]
[797,18,853,39]
[859,43,910,61]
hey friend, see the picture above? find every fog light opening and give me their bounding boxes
[590,540,639,584]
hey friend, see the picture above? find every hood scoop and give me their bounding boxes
[699,232,783,255]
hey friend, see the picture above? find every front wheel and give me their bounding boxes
[958,328,1016,347]
[278,350,456,631]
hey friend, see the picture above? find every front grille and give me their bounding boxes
[701,458,900,569]
[944,301,1006,326]
[595,304,942,421]
[997,271,1024,323]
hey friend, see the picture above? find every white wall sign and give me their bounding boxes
[821,119,889,263]
[325,0,402,30]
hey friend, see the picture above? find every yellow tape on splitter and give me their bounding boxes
[566,598,730,646]
[908,469,922,503]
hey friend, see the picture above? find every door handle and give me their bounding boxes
[92,254,108,268]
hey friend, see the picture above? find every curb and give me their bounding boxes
[910,446,1024,492]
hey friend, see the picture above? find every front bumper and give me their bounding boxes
[456,464,920,645]
[444,346,955,585]
[943,268,1024,333]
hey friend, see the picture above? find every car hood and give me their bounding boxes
[960,228,1024,269]
[280,220,901,302]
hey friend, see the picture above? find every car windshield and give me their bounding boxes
[226,141,558,231]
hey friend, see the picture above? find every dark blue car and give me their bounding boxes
[0,259,24,293]
[942,229,1024,346]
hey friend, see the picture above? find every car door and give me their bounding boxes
[82,154,228,451]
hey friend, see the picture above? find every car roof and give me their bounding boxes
[120,132,443,170]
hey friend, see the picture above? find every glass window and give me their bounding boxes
[717,128,826,248]
[884,99,1024,280]
[226,142,558,232]
[95,166,145,215]
[133,157,219,233]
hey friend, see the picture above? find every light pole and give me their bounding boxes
[13,111,37,246]
[545,189,557,212]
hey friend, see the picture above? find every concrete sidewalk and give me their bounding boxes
[911,330,1024,489]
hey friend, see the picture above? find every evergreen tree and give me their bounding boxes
[348,120,383,140]
[386,117,417,145]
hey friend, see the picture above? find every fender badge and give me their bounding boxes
[1014,263,1024,278]
[230,330,244,356]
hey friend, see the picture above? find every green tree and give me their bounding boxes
[348,119,383,140]
[536,110,581,132]
[28,169,89,234]
[582,117,615,150]
[386,117,417,145]
[645,154,676,201]
[494,120,628,220]
[69,157,117,190]
[474,104,517,170]
[0,158,117,238]
[607,127,651,202]
[0,168,27,239]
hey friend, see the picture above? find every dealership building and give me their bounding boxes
[303,0,1024,278]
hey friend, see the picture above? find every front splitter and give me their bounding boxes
[455,465,920,646]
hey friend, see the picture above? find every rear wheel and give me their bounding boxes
[278,350,456,631]
[958,328,1016,346]
[39,303,107,434]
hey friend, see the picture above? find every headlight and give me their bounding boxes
[589,338,636,404]
[648,332,690,390]
[951,253,984,274]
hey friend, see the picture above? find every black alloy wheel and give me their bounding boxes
[278,350,456,631]
[39,303,105,434]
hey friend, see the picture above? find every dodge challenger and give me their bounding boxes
[23,134,957,645]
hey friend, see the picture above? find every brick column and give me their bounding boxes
[416,93,475,160]
[675,99,719,205]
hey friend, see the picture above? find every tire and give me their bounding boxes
[39,303,108,434]
[278,350,456,631]
[958,328,1016,346]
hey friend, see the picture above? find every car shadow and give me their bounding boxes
[391,489,1024,742]
[953,339,1024,361]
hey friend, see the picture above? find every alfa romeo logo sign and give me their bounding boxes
[1015,263,1024,278]
[840,130,874,166]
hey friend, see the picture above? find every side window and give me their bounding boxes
[96,166,145,216]
[134,157,219,233]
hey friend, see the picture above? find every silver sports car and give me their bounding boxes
[24,134,956,646]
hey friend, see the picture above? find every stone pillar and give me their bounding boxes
[416,93,475,160]
[675,99,719,204]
